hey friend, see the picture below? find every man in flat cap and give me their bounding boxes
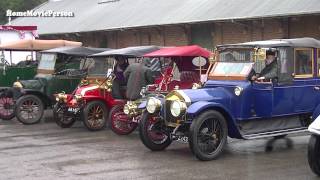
[251,49,278,81]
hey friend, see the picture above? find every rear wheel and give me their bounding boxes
[15,95,44,125]
[308,134,320,176]
[83,101,107,131]
[0,97,15,120]
[53,104,76,128]
[189,110,227,161]
[109,105,138,135]
[139,111,172,151]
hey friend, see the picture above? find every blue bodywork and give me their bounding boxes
[180,78,320,138]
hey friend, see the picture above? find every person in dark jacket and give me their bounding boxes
[112,56,129,99]
[124,60,154,100]
[251,49,278,81]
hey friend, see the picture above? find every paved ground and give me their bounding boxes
[0,111,319,180]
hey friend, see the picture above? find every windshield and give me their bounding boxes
[209,62,253,79]
[38,53,56,70]
[87,57,115,76]
[219,49,254,62]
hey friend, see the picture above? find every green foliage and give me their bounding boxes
[0,0,47,25]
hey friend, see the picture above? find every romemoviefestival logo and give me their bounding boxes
[6,9,74,17]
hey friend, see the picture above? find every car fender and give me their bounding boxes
[20,89,52,108]
[309,114,320,135]
[186,101,242,139]
[312,104,320,121]
[82,96,113,109]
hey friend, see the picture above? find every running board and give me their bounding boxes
[242,127,308,140]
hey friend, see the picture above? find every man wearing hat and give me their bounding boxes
[251,49,278,81]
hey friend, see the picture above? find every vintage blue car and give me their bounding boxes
[138,37,320,161]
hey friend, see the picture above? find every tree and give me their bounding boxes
[0,0,47,25]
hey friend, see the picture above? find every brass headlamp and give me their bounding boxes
[55,93,68,103]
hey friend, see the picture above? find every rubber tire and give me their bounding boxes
[139,111,172,151]
[308,134,320,176]
[15,95,44,125]
[83,101,108,131]
[108,104,138,135]
[53,104,76,128]
[189,110,228,161]
[0,97,15,120]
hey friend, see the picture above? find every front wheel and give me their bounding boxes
[83,101,108,131]
[15,95,44,125]
[53,104,76,128]
[308,134,320,176]
[0,97,15,120]
[189,110,228,161]
[109,105,138,135]
[139,111,172,151]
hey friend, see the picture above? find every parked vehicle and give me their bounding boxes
[308,115,320,176]
[2,46,107,124]
[139,38,320,161]
[0,40,82,120]
[111,45,211,135]
[54,46,159,131]
[0,39,82,87]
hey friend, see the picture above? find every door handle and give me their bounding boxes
[314,86,320,90]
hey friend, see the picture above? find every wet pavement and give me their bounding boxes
[0,111,319,180]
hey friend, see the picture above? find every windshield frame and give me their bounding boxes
[37,53,57,74]
[208,61,254,81]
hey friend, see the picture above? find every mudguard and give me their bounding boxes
[186,101,242,139]
[309,115,320,135]
[312,104,320,121]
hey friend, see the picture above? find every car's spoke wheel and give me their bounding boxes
[53,104,76,128]
[0,97,15,120]
[15,95,44,124]
[109,105,138,135]
[189,110,227,161]
[83,101,107,131]
[308,134,320,176]
[139,111,172,151]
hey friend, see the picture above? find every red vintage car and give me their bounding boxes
[53,46,160,131]
[109,45,212,135]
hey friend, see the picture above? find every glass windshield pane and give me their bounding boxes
[219,49,254,62]
[210,62,253,76]
[87,57,114,76]
[38,53,56,70]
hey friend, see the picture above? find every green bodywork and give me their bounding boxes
[0,65,37,87]
[18,54,84,104]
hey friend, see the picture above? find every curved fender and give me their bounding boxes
[186,101,242,139]
[312,104,320,120]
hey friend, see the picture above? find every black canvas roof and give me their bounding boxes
[91,46,160,57]
[41,46,112,56]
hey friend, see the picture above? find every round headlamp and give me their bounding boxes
[13,81,23,88]
[74,94,83,102]
[123,104,130,115]
[56,93,67,102]
[170,100,187,117]
[234,86,243,96]
[146,97,161,114]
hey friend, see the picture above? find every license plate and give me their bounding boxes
[68,107,79,113]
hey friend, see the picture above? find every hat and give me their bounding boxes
[266,49,276,56]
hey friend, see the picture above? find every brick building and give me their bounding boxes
[10,0,320,49]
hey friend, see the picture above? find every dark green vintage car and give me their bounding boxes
[0,39,82,87]
[0,46,109,124]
